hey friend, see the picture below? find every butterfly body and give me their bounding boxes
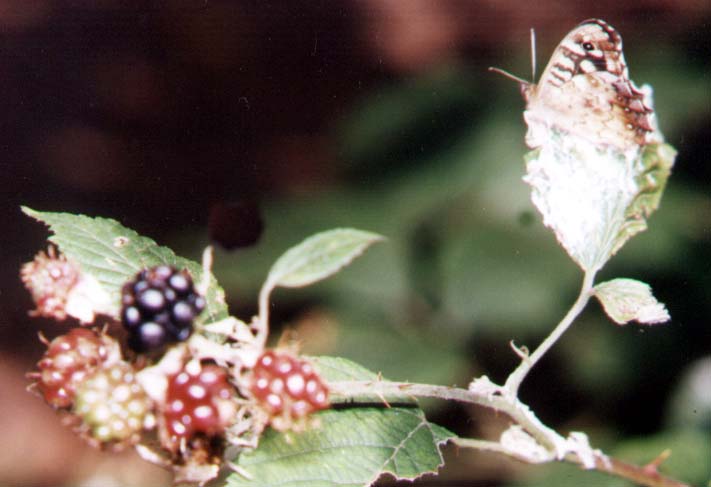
[522,19,660,152]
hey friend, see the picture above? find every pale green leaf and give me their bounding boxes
[266,229,384,289]
[593,278,670,325]
[612,142,676,255]
[227,356,453,487]
[523,84,676,272]
[22,207,227,323]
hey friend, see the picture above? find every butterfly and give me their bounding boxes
[493,19,660,152]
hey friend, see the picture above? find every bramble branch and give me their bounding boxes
[328,379,690,487]
[504,270,597,395]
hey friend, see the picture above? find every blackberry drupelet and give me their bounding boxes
[121,265,205,352]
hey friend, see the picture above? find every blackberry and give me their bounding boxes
[250,350,329,431]
[121,265,205,353]
[21,247,112,324]
[21,247,80,321]
[32,328,121,409]
[74,361,153,444]
[160,362,235,452]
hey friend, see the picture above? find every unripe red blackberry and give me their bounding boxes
[161,362,236,452]
[33,328,121,408]
[121,265,205,353]
[21,247,80,321]
[74,362,153,444]
[21,247,112,324]
[250,350,329,430]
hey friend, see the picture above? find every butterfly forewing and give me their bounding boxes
[523,19,660,152]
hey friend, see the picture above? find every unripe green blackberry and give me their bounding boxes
[33,328,120,409]
[121,265,205,353]
[74,362,152,444]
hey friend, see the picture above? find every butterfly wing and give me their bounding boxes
[524,19,658,151]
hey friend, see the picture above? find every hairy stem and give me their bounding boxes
[504,270,597,395]
[328,379,691,487]
[255,281,273,349]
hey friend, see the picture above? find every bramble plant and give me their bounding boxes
[19,20,696,487]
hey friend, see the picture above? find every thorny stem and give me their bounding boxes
[590,455,691,487]
[504,270,597,395]
[328,380,691,487]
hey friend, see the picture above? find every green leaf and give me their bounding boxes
[613,143,676,256]
[593,278,670,325]
[265,229,384,289]
[524,98,676,273]
[21,207,228,323]
[310,356,416,405]
[311,355,382,382]
[227,356,453,487]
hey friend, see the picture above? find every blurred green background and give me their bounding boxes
[1,1,709,486]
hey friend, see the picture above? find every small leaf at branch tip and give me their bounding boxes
[594,278,671,326]
[266,228,385,289]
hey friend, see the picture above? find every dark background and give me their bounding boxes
[1,1,709,486]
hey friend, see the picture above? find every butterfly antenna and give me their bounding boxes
[530,28,537,80]
[488,67,529,86]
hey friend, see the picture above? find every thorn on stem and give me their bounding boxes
[377,391,391,409]
[644,449,671,473]
[228,461,254,479]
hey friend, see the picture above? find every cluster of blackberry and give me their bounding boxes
[31,328,151,444]
[24,254,331,481]
[33,328,119,409]
[121,265,206,352]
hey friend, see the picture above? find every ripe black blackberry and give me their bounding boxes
[121,265,205,352]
